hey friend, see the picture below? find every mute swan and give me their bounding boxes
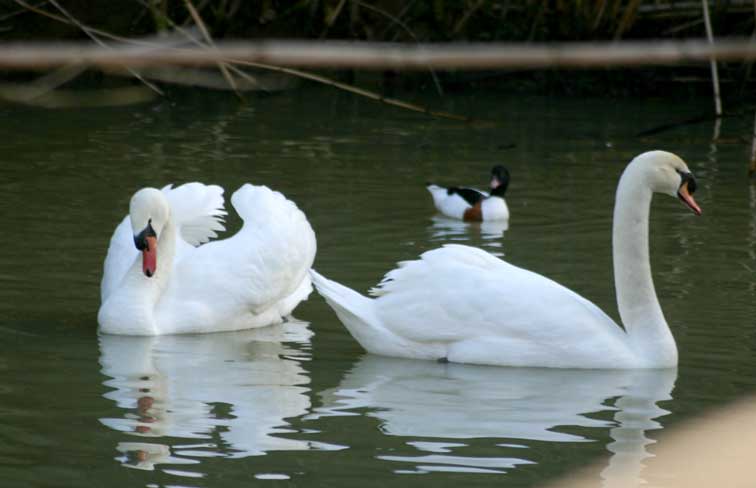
[426,165,510,221]
[312,151,701,369]
[98,183,316,335]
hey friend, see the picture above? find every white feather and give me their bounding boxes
[100,183,226,302]
[161,183,226,246]
[98,183,315,335]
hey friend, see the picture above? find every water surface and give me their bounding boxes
[1,88,755,487]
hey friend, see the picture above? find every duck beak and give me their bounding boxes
[677,173,702,216]
[134,224,157,277]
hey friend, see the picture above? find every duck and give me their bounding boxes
[426,165,510,221]
[312,151,701,369]
[98,182,316,335]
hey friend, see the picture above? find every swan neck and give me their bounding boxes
[612,166,676,364]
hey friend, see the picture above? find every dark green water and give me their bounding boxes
[1,88,755,487]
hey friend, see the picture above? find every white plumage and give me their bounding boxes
[313,151,701,369]
[98,183,316,335]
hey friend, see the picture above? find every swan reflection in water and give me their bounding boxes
[312,356,676,480]
[98,320,337,473]
[429,216,509,255]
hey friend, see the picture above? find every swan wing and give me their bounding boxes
[161,183,226,246]
[161,184,316,331]
[370,244,620,348]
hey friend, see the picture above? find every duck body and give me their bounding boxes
[426,186,509,221]
[314,151,702,369]
[426,165,510,222]
[98,183,316,336]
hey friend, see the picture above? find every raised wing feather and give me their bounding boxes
[161,183,226,246]
[162,184,316,329]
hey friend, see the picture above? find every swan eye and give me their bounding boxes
[676,169,697,194]
[133,221,157,250]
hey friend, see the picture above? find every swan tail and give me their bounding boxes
[310,269,373,320]
[311,269,390,347]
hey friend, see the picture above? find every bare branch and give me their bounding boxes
[3,39,756,70]
[701,0,722,116]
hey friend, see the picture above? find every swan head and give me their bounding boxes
[129,188,170,278]
[636,150,702,216]
[490,165,510,194]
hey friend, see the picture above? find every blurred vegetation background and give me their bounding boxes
[1,1,755,97]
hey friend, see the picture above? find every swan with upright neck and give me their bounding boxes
[98,183,316,335]
[312,151,701,368]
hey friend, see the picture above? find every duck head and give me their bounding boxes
[490,165,510,196]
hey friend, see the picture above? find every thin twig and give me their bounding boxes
[750,110,756,175]
[452,0,486,35]
[352,0,444,96]
[0,0,49,21]
[46,0,163,95]
[614,0,641,40]
[592,0,607,31]
[132,7,466,121]
[183,0,242,100]
[138,0,256,96]
[227,58,471,122]
[12,0,155,46]
[701,0,722,116]
[320,0,348,38]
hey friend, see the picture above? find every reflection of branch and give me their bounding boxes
[0,64,84,102]
[0,85,155,108]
